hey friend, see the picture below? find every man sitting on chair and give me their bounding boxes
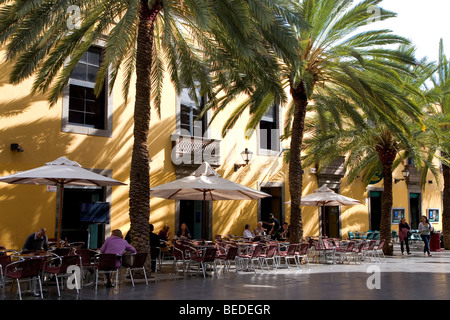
[23,227,49,252]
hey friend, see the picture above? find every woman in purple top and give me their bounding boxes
[100,229,136,287]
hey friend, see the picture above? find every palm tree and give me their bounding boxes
[303,109,437,255]
[302,48,441,255]
[422,39,450,248]
[0,0,301,257]
[205,0,420,243]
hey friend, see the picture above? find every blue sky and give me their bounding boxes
[372,0,450,62]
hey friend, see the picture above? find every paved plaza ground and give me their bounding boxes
[3,244,450,310]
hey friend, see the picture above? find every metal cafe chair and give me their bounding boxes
[0,254,12,298]
[5,258,44,300]
[259,244,279,272]
[238,244,264,274]
[43,254,82,296]
[278,243,299,269]
[216,245,239,274]
[94,253,120,291]
[189,247,218,278]
[122,252,149,287]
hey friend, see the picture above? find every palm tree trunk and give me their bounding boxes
[442,163,450,249]
[376,145,396,255]
[129,1,161,267]
[288,82,308,243]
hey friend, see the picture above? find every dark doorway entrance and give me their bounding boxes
[323,206,340,238]
[179,200,210,240]
[409,193,421,229]
[260,187,283,232]
[369,191,382,231]
[62,187,106,248]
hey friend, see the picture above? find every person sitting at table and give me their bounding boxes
[243,224,255,239]
[177,223,192,239]
[158,225,170,241]
[22,227,49,252]
[254,221,267,237]
[149,224,161,272]
[276,222,290,241]
[100,229,136,287]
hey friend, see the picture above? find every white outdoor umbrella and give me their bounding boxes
[0,157,126,247]
[150,162,271,238]
[286,185,363,235]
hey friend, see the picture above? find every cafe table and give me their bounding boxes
[7,251,58,298]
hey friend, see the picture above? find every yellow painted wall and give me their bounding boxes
[0,47,445,249]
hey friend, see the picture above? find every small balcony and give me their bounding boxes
[171,134,221,169]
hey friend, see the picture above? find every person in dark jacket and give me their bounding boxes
[398,218,411,255]
[23,227,49,252]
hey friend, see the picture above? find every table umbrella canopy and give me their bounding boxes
[286,185,364,236]
[0,157,125,187]
[150,162,271,201]
[0,157,126,247]
[286,185,364,206]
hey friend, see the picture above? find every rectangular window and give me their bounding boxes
[62,45,112,137]
[179,87,206,136]
[259,105,279,152]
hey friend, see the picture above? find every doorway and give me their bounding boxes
[62,187,106,247]
[409,193,421,229]
[260,187,283,232]
[369,191,382,231]
[323,206,340,238]
[179,200,210,240]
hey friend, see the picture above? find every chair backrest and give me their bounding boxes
[355,242,365,253]
[132,252,148,268]
[76,249,96,266]
[348,231,355,239]
[251,245,263,258]
[203,248,217,262]
[21,258,44,278]
[97,253,118,270]
[287,244,298,255]
[216,244,226,256]
[59,255,81,273]
[298,243,309,255]
[376,239,385,250]
[54,247,73,256]
[366,232,374,240]
[264,245,278,258]
[0,255,11,272]
[312,240,322,250]
[172,244,185,260]
[346,241,355,252]
[225,246,238,260]
[367,240,376,250]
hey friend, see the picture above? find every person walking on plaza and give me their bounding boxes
[418,216,434,257]
[398,218,411,255]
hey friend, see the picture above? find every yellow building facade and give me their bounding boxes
[0,46,445,250]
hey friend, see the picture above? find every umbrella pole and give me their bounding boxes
[322,207,326,237]
[57,184,64,248]
[202,193,206,240]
